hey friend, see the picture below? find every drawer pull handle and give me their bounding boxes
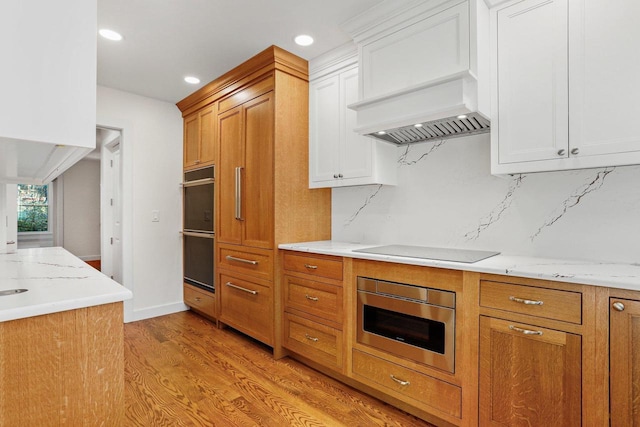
[509,325,543,336]
[304,264,318,270]
[509,296,543,306]
[305,294,319,302]
[225,282,258,295]
[305,334,319,342]
[194,297,201,302]
[390,375,410,386]
[226,255,258,265]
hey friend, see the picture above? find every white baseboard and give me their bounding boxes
[126,301,189,323]
[78,254,101,261]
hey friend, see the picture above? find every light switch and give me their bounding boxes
[152,210,160,222]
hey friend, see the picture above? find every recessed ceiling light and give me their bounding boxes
[184,76,200,84]
[457,114,468,119]
[294,34,314,46]
[377,131,386,135]
[414,123,423,128]
[99,29,123,41]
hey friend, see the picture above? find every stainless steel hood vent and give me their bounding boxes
[369,112,490,145]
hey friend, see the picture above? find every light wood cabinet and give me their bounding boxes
[183,283,216,320]
[352,348,462,419]
[610,297,640,426]
[178,46,332,352]
[219,271,273,346]
[479,316,582,426]
[308,51,396,188]
[491,0,640,174]
[282,252,345,371]
[0,303,124,425]
[218,91,274,249]
[183,103,216,170]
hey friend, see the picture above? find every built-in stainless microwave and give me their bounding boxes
[357,277,455,373]
[182,166,214,292]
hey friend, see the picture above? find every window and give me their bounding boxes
[17,184,50,232]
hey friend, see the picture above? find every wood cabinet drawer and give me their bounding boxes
[218,244,273,281]
[352,349,461,419]
[219,273,273,345]
[283,313,342,371]
[480,280,582,324]
[183,283,216,319]
[283,275,342,324]
[283,252,343,281]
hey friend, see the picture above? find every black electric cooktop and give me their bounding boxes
[352,245,500,264]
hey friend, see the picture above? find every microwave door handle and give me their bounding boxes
[235,167,243,220]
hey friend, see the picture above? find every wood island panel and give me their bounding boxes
[0,302,124,426]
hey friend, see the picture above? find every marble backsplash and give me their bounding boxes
[331,133,640,264]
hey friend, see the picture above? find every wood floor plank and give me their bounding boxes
[124,311,435,427]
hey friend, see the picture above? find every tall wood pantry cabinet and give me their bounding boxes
[177,46,332,357]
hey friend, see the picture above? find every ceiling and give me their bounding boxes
[97,0,385,104]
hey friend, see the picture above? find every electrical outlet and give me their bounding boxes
[152,210,160,222]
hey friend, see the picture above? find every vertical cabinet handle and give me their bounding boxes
[235,166,243,220]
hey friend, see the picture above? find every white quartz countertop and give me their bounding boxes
[279,241,640,292]
[0,247,132,322]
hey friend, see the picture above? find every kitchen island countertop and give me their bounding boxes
[0,247,132,322]
[279,240,640,292]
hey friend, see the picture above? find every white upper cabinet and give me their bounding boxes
[491,0,640,174]
[568,0,640,159]
[309,45,397,189]
[0,0,96,184]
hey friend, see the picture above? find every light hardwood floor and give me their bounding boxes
[124,311,435,427]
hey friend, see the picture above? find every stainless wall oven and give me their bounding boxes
[357,277,455,373]
[183,166,215,292]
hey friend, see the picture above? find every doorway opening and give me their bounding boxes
[98,127,123,284]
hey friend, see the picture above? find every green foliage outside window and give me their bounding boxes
[17,184,49,232]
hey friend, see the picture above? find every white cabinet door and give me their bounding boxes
[309,75,341,186]
[494,0,568,165]
[309,64,396,189]
[340,67,372,182]
[569,0,640,157]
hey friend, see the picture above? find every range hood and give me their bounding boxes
[343,0,490,145]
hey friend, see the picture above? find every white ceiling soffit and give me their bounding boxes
[97,0,386,103]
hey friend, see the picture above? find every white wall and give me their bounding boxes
[97,86,186,322]
[332,133,640,264]
[60,159,101,260]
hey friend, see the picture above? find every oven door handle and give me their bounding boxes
[181,177,215,187]
[181,231,215,239]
